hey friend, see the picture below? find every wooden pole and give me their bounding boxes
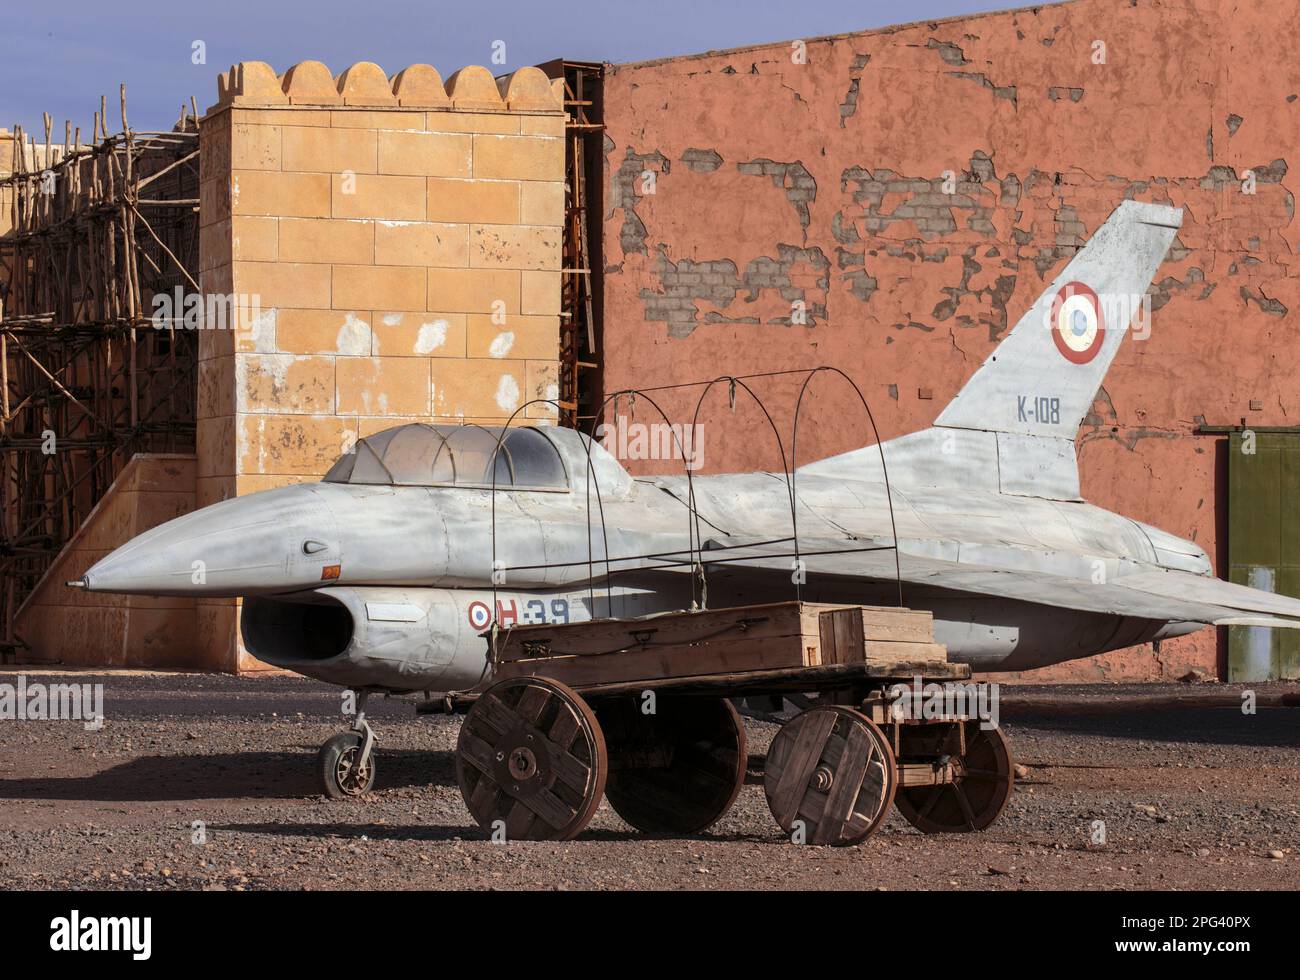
[0,84,201,636]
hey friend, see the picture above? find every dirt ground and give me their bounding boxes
[0,670,1295,891]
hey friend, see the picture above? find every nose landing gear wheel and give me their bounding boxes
[894,722,1014,833]
[319,732,377,799]
[764,706,897,846]
[595,695,747,836]
[457,677,608,841]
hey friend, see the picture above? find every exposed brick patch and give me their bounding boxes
[1240,284,1288,316]
[1033,244,1079,279]
[883,241,950,264]
[737,159,817,236]
[839,53,871,128]
[932,247,1017,341]
[839,78,861,128]
[832,210,861,244]
[828,155,1276,322]
[843,268,878,302]
[1022,198,1096,278]
[639,249,737,336]
[1166,235,1192,263]
[1200,159,1287,190]
[838,153,1000,240]
[1054,204,1086,246]
[1048,86,1084,102]
[1150,268,1214,311]
[639,244,830,337]
[1252,158,1288,182]
[891,319,935,334]
[1084,386,1118,429]
[622,121,1288,366]
[681,148,723,173]
[948,71,1017,104]
[610,147,670,255]
[926,38,970,66]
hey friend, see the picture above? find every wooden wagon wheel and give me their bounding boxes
[456,677,608,841]
[764,706,897,846]
[894,722,1014,833]
[595,695,746,836]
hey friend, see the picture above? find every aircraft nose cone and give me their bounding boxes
[82,485,340,597]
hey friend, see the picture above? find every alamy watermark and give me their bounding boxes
[0,674,103,730]
[595,417,705,471]
[50,910,150,960]
[150,288,263,333]
[885,676,1000,731]
[1041,288,1155,341]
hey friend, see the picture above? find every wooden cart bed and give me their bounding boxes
[425,601,968,712]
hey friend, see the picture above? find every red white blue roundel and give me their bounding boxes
[1050,281,1106,365]
[467,600,492,631]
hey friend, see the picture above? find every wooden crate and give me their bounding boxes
[488,602,946,690]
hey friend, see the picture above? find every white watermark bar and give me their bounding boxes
[885,675,1000,731]
[150,288,264,332]
[0,675,104,730]
[595,417,706,471]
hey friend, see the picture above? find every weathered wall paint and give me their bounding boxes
[600,0,1298,681]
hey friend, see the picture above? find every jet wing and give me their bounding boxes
[667,537,1300,628]
[1112,567,1300,620]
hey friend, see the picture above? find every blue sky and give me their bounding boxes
[2,0,1022,137]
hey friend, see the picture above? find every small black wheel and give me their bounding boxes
[319,732,377,799]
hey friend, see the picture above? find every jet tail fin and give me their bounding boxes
[935,199,1182,439]
[800,201,1181,500]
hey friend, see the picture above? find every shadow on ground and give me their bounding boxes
[0,747,458,802]
[1005,706,1300,749]
[209,819,762,845]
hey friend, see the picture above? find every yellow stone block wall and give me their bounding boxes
[197,61,566,670]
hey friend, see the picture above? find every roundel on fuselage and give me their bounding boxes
[1050,281,1105,364]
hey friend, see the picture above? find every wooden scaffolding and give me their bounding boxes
[541,60,604,429]
[0,91,201,653]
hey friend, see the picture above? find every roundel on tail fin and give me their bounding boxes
[1050,281,1105,364]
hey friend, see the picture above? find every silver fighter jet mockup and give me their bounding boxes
[72,201,1300,696]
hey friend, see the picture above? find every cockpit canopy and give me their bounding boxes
[323,423,568,490]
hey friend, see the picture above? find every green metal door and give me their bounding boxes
[1228,430,1300,681]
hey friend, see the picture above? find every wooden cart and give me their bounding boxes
[440,602,1014,846]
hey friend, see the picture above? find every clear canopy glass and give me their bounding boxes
[323,424,568,490]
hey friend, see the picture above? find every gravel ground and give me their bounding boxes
[0,671,1295,891]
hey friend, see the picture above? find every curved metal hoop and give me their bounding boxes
[478,364,904,634]
[488,398,617,626]
[584,386,703,610]
[790,366,904,607]
[685,376,797,605]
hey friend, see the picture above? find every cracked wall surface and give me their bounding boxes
[600,0,1300,681]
